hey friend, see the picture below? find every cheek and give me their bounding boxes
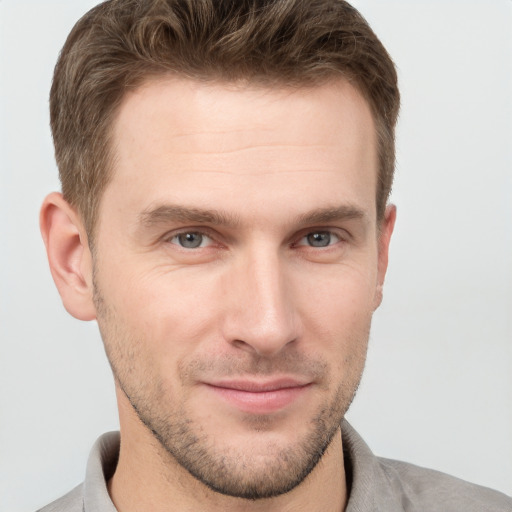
[105,267,224,374]
[294,263,378,324]
[292,263,376,369]
[103,256,214,320]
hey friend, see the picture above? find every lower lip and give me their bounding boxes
[205,384,310,414]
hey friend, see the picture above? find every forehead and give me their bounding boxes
[113,77,375,154]
[103,77,378,225]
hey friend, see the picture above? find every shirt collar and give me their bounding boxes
[84,431,119,512]
[341,420,405,511]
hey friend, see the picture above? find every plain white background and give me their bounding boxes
[1,1,511,510]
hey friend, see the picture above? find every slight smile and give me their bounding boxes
[204,378,313,414]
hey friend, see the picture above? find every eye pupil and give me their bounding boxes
[178,232,203,248]
[307,232,331,247]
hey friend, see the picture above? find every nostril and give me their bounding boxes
[231,339,254,352]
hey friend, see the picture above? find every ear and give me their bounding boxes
[373,204,396,310]
[40,192,96,321]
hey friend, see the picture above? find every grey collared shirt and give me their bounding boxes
[37,421,512,511]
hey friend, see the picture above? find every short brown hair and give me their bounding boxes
[50,0,399,238]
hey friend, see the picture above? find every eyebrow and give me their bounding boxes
[139,204,241,229]
[296,205,367,225]
[139,203,367,229]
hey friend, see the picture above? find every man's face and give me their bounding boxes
[91,78,392,499]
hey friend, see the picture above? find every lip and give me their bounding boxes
[203,378,312,414]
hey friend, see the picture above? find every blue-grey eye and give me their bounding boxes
[175,232,205,248]
[306,232,334,247]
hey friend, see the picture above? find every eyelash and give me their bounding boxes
[294,231,342,248]
[165,228,346,250]
[167,231,214,249]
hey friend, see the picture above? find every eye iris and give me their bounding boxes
[307,232,331,247]
[178,232,203,248]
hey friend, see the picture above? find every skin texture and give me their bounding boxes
[41,78,395,512]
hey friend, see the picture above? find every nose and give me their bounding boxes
[220,246,301,357]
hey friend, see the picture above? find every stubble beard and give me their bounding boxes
[119,373,356,500]
[93,281,368,500]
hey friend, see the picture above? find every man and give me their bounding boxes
[37,1,511,511]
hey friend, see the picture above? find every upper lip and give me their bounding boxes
[205,378,311,392]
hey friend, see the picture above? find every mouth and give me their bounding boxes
[203,378,312,414]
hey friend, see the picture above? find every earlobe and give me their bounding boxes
[40,192,96,321]
[373,204,397,310]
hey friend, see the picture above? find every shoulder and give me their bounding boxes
[377,457,512,511]
[341,420,512,511]
[36,483,84,512]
